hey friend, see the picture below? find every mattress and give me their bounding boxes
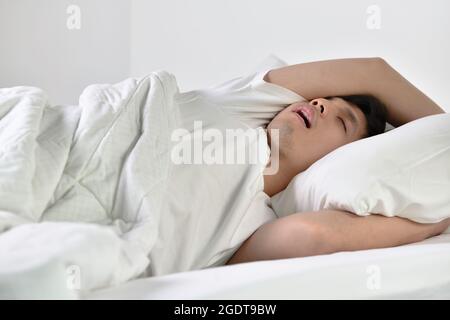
[86,233,450,299]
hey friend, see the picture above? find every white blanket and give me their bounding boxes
[0,71,180,297]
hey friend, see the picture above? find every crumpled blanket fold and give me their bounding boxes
[0,71,180,296]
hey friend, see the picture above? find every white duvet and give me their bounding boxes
[0,71,180,296]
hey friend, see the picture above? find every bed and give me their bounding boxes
[85,233,450,299]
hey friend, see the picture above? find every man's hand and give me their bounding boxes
[226,210,450,265]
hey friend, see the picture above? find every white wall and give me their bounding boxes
[1,0,449,111]
[130,0,450,111]
[0,0,130,105]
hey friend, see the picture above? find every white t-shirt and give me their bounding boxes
[147,59,305,276]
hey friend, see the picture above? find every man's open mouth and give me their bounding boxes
[295,109,311,128]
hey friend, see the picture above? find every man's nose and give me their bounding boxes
[310,98,328,117]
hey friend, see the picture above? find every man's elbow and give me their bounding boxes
[366,56,390,74]
[369,56,388,66]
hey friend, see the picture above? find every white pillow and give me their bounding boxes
[271,113,450,224]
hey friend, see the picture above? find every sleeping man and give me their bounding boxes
[225,57,450,265]
[1,57,449,290]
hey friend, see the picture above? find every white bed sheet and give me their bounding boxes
[86,233,450,299]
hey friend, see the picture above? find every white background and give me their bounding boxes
[1,0,449,111]
[0,0,130,105]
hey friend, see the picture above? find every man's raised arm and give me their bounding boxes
[265,58,445,127]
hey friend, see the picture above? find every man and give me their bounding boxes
[227,57,450,264]
[1,57,447,288]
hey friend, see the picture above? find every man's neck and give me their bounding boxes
[262,128,286,197]
[263,156,297,197]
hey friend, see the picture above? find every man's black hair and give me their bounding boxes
[335,95,388,138]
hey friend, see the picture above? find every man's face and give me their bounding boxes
[267,97,368,175]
